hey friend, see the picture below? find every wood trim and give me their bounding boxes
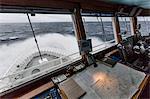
[140,9,150,16]
[1,0,149,16]
[132,75,150,99]
[0,0,77,10]
[130,17,137,35]
[112,17,122,43]
[16,82,54,99]
[60,89,68,99]
[72,7,88,65]
[0,0,121,12]
[105,49,119,57]
[72,8,86,40]
[72,8,87,65]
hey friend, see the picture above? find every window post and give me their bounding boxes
[130,17,137,35]
[112,16,122,43]
[71,8,88,65]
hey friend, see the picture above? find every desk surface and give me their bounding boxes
[71,62,147,99]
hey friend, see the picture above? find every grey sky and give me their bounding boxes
[0,14,72,23]
[0,13,113,23]
[0,13,149,23]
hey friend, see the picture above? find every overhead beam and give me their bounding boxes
[1,0,150,16]
[0,0,150,16]
[0,0,120,12]
[0,0,77,10]
[81,3,118,13]
[140,9,150,16]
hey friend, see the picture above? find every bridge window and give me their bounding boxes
[82,16,115,53]
[27,14,79,54]
[118,17,131,39]
[0,13,79,78]
[137,16,150,36]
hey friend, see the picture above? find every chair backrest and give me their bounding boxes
[118,39,135,63]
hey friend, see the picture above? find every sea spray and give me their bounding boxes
[0,33,104,77]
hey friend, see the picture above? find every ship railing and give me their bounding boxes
[0,51,80,93]
[4,48,68,77]
[0,39,116,93]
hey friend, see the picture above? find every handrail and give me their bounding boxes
[3,48,69,77]
[0,52,81,93]
[1,52,79,79]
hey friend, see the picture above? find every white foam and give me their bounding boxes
[39,58,48,64]
[0,33,104,77]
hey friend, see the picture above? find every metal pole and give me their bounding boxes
[100,16,107,42]
[27,13,43,60]
[124,17,128,32]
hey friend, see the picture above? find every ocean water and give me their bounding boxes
[0,22,106,77]
[0,22,149,77]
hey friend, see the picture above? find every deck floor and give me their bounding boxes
[71,62,145,99]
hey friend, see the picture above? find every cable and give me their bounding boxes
[121,17,128,33]
[124,17,128,33]
[27,13,43,60]
[97,16,107,42]
[82,17,88,35]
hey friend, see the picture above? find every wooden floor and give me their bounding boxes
[70,62,146,99]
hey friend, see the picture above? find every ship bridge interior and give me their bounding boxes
[0,0,150,99]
